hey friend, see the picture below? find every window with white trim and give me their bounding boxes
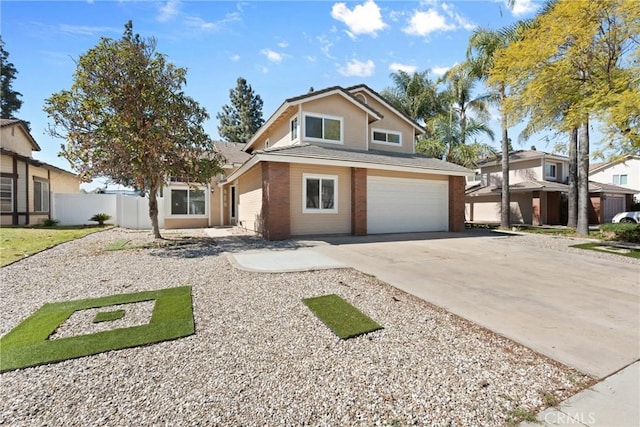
[34,179,50,212]
[613,174,628,185]
[0,177,13,212]
[372,128,401,145]
[303,113,342,143]
[545,163,557,179]
[170,187,206,215]
[290,117,298,141]
[303,174,337,213]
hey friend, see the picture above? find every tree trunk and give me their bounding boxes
[576,120,590,236]
[567,127,578,228]
[499,89,510,229]
[148,186,162,239]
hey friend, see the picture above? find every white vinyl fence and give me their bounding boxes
[52,193,164,230]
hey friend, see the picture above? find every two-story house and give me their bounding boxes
[466,150,637,225]
[1,119,80,226]
[164,84,473,239]
[590,155,640,203]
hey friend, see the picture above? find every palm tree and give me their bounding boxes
[467,27,519,229]
[380,70,447,128]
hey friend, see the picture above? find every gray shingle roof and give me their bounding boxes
[258,144,473,174]
[466,180,637,196]
[213,141,251,165]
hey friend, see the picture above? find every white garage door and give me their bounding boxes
[367,176,448,234]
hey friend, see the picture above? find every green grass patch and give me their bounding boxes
[570,242,640,258]
[92,309,125,323]
[105,239,131,251]
[0,286,194,373]
[303,294,383,339]
[0,226,109,266]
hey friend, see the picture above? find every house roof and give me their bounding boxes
[222,143,473,184]
[479,150,569,167]
[466,180,636,196]
[0,118,41,151]
[589,154,640,173]
[244,84,423,152]
[213,141,251,166]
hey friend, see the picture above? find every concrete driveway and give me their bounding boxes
[312,231,640,379]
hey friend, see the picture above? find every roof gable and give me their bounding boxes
[0,119,41,151]
[590,154,640,173]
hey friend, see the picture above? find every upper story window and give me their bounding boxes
[613,174,628,185]
[290,117,298,141]
[0,177,13,212]
[303,113,342,144]
[372,128,401,146]
[34,179,50,212]
[545,163,557,179]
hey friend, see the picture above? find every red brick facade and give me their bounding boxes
[546,192,560,225]
[351,168,367,236]
[448,176,465,232]
[532,191,541,226]
[261,162,290,240]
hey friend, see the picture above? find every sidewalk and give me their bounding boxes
[521,360,639,426]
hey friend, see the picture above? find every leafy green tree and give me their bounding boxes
[491,0,638,235]
[44,22,222,239]
[0,37,23,119]
[216,77,264,143]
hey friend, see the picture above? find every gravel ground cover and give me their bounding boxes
[1,228,593,426]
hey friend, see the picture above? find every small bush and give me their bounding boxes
[600,223,640,243]
[42,218,59,227]
[90,213,112,226]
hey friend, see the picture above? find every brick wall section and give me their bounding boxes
[351,168,367,235]
[589,194,602,224]
[261,162,290,240]
[448,176,465,232]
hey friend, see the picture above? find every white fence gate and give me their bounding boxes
[52,193,164,230]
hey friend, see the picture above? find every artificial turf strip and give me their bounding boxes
[302,294,383,339]
[570,243,640,259]
[0,286,194,373]
[92,309,126,323]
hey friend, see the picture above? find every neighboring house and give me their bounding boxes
[590,155,640,203]
[466,150,637,225]
[176,84,472,240]
[0,119,80,226]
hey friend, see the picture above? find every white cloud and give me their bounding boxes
[230,54,240,62]
[57,24,121,36]
[431,65,451,76]
[389,63,417,73]
[157,0,180,22]
[305,55,317,63]
[510,0,538,16]
[338,59,375,77]
[184,16,217,31]
[403,8,455,36]
[441,2,475,31]
[317,35,335,59]
[331,0,387,37]
[261,48,284,63]
[277,41,289,49]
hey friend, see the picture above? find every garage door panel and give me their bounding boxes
[367,176,448,234]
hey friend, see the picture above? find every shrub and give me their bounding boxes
[600,223,640,243]
[42,218,59,227]
[90,213,112,226]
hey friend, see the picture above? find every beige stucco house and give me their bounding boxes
[466,150,637,225]
[1,119,80,226]
[164,85,473,239]
[590,155,640,203]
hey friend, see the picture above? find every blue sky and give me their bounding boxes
[2,0,541,189]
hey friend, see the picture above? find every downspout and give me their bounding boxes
[12,155,18,225]
[25,162,30,225]
[219,184,224,226]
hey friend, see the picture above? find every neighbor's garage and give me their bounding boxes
[367,175,448,233]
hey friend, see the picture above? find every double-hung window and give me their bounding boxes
[372,128,401,146]
[34,179,50,212]
[171,188,206,215]
[0,177,13,212]
[304,113,342,143]
[303,174,337,213]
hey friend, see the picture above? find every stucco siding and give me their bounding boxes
[591,158,640,198]
[237,164,263,233]
[465,192,531,224]
[164,218,208,229]
[289,163,351,235]
[49,169,80,193]
[0,126,33,157]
